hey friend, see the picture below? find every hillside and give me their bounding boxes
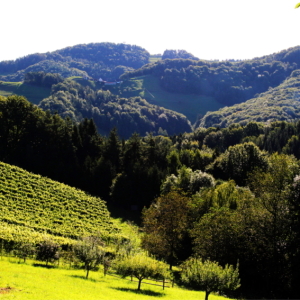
[0,161,117,245]
[38,78,193,138]
[121,46,300,108]
[198,70,300,128]
[101,75,223,124]
[2,44,300,133]
[0,43,149,82]
[0,81,51,105]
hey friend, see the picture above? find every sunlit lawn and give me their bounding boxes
[0,257,233,300]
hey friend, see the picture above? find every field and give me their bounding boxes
[106,75,224,124]
[0,82,50,105]
[0,257,232,300]
[0,161,117,245]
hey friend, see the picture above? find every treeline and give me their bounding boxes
[38,79,192,138]
[24,71,64,88]
[121,46,300,106]
[162,49,199,60]
[0,95,174,207]
[0,43,149,82]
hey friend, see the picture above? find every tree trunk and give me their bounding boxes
[205,290,210,300]
[86,268,90,279]
[137,279,142,291]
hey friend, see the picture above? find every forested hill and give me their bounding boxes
[38,78,192,138]
[198,70,300,128]
[0,43,149,82]
[121,46,300,107]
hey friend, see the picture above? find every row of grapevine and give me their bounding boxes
[0,161,119,245]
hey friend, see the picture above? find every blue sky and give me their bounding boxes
[1,0,299,62]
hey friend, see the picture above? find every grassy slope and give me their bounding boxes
[0,257,231,300]
[0,82,51,105]
[105,75,224,124]
[0,161,116,244]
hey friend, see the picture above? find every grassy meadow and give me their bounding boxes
[0,257,232,300]
[0,81,50,105]
[107,75,224,124]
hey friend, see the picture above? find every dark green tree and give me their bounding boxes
[141,190,190,269]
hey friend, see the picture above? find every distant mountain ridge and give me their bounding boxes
[2,43,300,131]
[0,42,149,82]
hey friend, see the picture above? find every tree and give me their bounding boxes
[15,243,35,263]
[36,239,60,266]
[141,190,190,269]
[207,142,268,185]
[73,236,104,279]
[248,153,300,296]
[115,254,170,290]
[181,258,240,300]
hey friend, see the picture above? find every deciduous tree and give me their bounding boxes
[115,254,170,290]
[181,257,240,300]
[141,190,190,269]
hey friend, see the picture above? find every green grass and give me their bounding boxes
[107,76,224,124]
[0,257,232,300]
[0,82,51,105]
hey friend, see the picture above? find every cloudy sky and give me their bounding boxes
[1,0,299,62]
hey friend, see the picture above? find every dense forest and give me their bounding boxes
[0,43,149,82]
[121,46,300,107]
[1,94,300,298]
[36,77,192,138]
[198,69,300,127]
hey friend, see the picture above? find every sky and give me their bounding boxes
[1,0,300,62]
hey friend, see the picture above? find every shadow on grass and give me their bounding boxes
[32,263,56,269]
[112,287,165,297]
[68,275,97,282]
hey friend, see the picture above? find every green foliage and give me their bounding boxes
[181,258,240,300]
[0,43,150,82]
[122,47,300,108]
[162,50,199,60]
[73,236,105,279]
[141,190,190,269]
[199,72,300,128]
[161,167,215,195]
[36,239,60,266]
[39,79,192,138]
[24,71,64,88]
[15,242,36,263]
[114,253,170,290]
[0,161,116,243]
[206,142,268,185]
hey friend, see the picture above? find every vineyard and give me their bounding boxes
[0,161,118,245]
